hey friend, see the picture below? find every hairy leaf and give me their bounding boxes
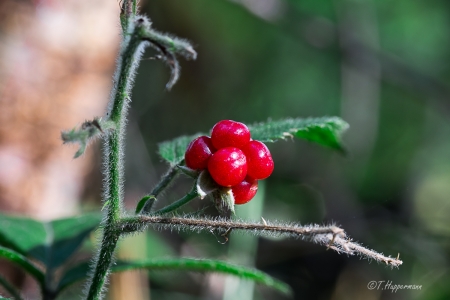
[158,133,202,165]
[0,213,101,269]
[0,246,44,287]
[58,258,291,295]
[249,117,348,151]
[157,117,348,165]
[61,118,115,158]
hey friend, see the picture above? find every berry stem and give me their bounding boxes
[140,165,181,214]
[152,185,199,215]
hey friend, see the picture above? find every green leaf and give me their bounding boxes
[0,246,45,288]
[58,258,291,295]
[116,258,291,295]
[61,118,116,158]
[157,117,348,165]
[135,195,156,214]
[0,213,101,269]
[158,133,202,166]
[57,262,90,292]
[249,117,349,152]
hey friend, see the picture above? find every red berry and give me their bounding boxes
[241,140,274,180]
[232,177,258,205]
[185,136,216,170]
[211,120,251,149]
[208,147,247,187]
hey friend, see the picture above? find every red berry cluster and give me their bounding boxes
[184,120,274,205]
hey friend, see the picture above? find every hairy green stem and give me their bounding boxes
[153,186,199,215]
[86,231,119,300]
[82,6,196,298]
[86,18,148,300]
[120,0,134,33]
[105,21,146,222]
[141,166,180,214]
[132,0,138,14]
[151,166,180,199]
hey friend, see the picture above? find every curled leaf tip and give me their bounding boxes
[62,118,116,158]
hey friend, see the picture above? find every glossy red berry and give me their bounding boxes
[232,177,258,205]
[241,140,274,180]
[211,120,251,149]
[208,147,247,187]
[185,136,216,170]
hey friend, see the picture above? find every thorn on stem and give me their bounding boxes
[261,216,267,226]
[326,233,337,250]
[91,119,104,133]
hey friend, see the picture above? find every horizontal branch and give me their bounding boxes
[117,215,402,267]
[119,215,343,236]
[325,235,403,267]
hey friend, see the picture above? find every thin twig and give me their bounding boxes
[326,235,403,267]
[117,215,402,267]
[120,215,343,236]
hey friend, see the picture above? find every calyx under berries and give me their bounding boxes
[185,120,274,206]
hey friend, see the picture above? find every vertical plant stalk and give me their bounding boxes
[86,17,149,299]
[84,11,196,297]
[120,0,137,32]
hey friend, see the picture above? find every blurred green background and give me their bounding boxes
[103,0,450,299]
